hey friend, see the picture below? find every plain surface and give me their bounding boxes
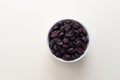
[0,0,120,80]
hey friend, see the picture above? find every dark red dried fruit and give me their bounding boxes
[59,32,64,38]
[62,44,69,48]
[57,41,63,46]
[73,22,80,29]
[83,29,87,35]
[63,38,69,44]
[74,30,79,34]
[64,25,71,31]
[75,53,80,58]
[83,38,88,43]
[81,43,87,50]
[79,28,83,33]
[75,40,82,46]
[63,54,72,60]
[55,52,62,58]
[67,48,75,54]
[81,36,86,41]
[65,31,73,37]
[75,47,84,54]
[49,40,54,48]
[60,26,64,31]
[53,25,59,30]
[50,31,60,38]
[53,45,58,51]
[80,33,84,37]
[48,19,89,61]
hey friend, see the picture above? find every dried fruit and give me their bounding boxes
[67,48,75,54]
[63,54,72,60]
[48,19,89,61]
[50,31,60,38]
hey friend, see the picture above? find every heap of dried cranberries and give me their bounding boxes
[48,19,89,61]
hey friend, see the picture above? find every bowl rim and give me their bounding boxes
[47,19,90,63]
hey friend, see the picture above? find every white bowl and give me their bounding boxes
[48,19,90,63]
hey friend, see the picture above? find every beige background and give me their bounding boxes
[0,0,120,80]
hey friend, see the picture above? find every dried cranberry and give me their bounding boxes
[50,31,60,38]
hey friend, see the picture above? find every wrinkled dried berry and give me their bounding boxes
[60,26,64,31]
[63,54,72,60]
[83,38,88,43]
[75,53,80,58]
[64,25,71,31]
[67,48,75,54]
[79,28,83,33]
[83,29,87,36]
[62,44,69,48]
[59,32,64,38]
[55,52,62,58]
[53,45,58,51]
[73,22,80,29]
[74,30,79,37]
[75,41,82,46]
[48,19,89,61]
[50,31,60,38]
[80,33,84,37]
[53,25,59,30]
[63,38,69,44]
[49,40,54,48]
[81,36,86,41]
[81,43,87,50]
[65,31,73,37]
[75,47,84,54]
[57,41,63,46]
